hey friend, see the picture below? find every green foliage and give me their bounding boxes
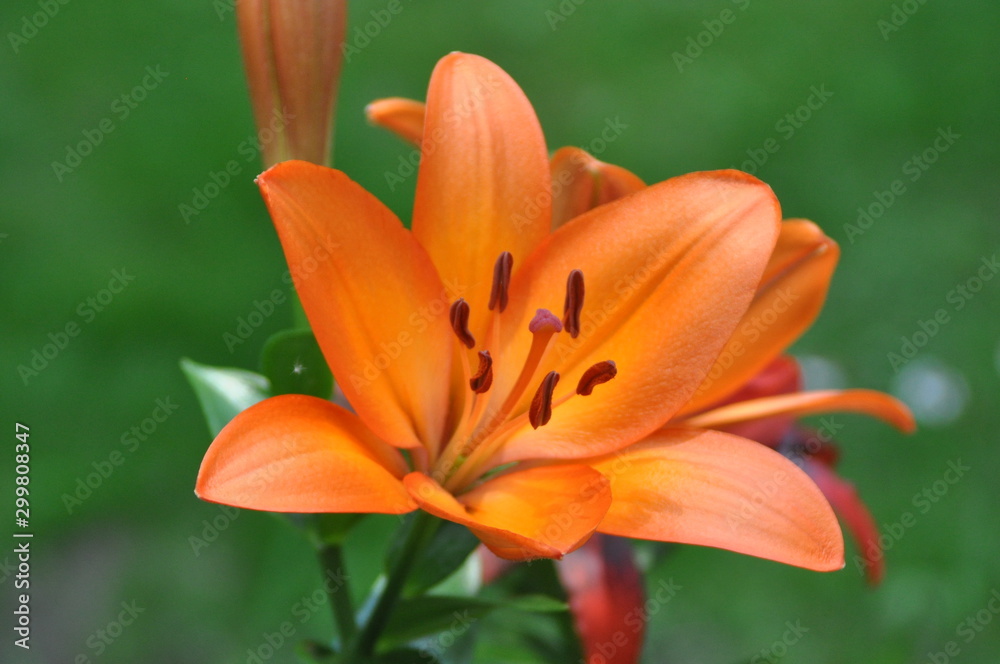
[180,357,269,435]
[261,329,334,399]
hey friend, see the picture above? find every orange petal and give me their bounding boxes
[258,161,454,449]
[490,170,780,464]
[404,465,611,561]
[679,389,916,433]
[680,219,839,415]
[589,429,844,571]
[196,395,416,514]
[412,53,551,342]
[550,147,646,229]
[366,97,425,147]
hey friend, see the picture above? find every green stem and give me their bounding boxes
[347,512,439,659]
[317,544,357,643]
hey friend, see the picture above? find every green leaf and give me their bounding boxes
[180,357,270,436]
[261,329,333,398]
[402,521,481,597]
[381,595,566,649]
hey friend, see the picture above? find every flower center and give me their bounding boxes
[432,252,617,491]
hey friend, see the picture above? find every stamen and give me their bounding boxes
[488,251,514,312]
[470,351,494,393]
[449,298,475,349]
[576,360,617,396]
[563,269,584,338]
[529,371,560,429]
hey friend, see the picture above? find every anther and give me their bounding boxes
[470,351,494,393]
[449,299,475,349]
[576,360,617,396]
[529,371,560,429]
[563,269,584,338]
[488,251,514,312]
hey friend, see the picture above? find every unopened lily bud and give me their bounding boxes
[238,0,347,167]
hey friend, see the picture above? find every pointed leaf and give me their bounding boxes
[403,521,482,597]
[181,357,270,436]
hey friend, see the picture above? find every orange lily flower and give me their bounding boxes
[197,53,848,570]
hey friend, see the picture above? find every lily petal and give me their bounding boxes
[196,395,416,514]
[681,219,839,415]
[680,389,916,433]
[556,535,646,664]
[802,458,884,585]
[550,147,646,229]
[258,161,454,449]
[366,97,425,146]
[589,428,844,571]
[491,170,781,464]
[404,465,611,561]
[412,52,551,341]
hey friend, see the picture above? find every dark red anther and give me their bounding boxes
[563,269,584,339]
[529,371,560,429]
[449,299,475,349]
[576,361,617,396]
[470,350,494,393]
[488,251,514,312]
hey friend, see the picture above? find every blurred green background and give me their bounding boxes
[2,0,998,662]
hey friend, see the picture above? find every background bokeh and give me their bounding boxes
[2,1,998,662]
